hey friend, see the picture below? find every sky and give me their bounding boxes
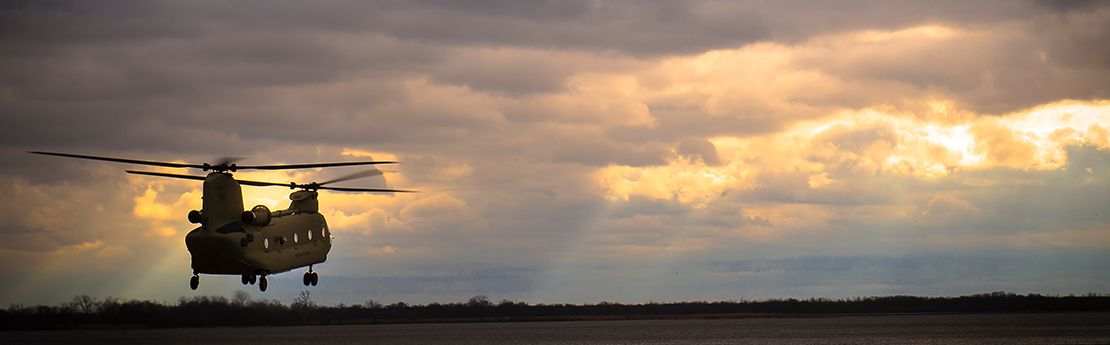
[2,0,1110,307]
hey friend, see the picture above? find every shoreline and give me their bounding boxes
[314,312,829,325]
[10,310,1110,331]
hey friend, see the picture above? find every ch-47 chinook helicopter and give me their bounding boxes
[30,151,413,292]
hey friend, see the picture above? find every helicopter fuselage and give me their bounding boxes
[185,212,331,276]
[186,172,331,282]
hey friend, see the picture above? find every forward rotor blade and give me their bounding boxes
[125,170,208,181]
[127,170,291,187]
[31,151,398,171]
[31,151,203,169]
[318,170,385,186]
[236,161,398,170]
[128,169,417,193]
[316,186,418,193]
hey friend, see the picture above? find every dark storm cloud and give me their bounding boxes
[1033,0,1109,13]
[1045,11,1110,70]
[5,0,1106,154]
[0,0,1055,59]
[2,0,758,62]
[365,0,771,57]
[348,0,1075,57]
[0,4,448,153]
[782,11,1110,115]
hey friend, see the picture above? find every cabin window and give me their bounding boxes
[293,232,299,243]
[264,238,270,249]
[307,229,313,240]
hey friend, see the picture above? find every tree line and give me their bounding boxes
[3,291,1109,330]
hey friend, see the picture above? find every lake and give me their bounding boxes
[4,312,1109,344]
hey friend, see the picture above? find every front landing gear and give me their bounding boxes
[189,275,199,290]
[303,266,319,287]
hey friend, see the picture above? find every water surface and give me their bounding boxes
[4,312,1108,344]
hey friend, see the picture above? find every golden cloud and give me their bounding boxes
[599,100,1110,205]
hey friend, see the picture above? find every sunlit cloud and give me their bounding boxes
[600,100,1110,206]
[4,3,1110,305]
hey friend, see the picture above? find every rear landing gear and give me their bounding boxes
[189,275,199,290]
[302,271,319,286]
[259,275,268,292]
[303,266,319,286]
[241,274,250,285]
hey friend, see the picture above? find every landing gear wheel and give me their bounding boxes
[303,272,312,286]
[190,275,199,290]
[249,274,257,285]
[311,272,319,286]
[259,276,268,292]
[242,274,250,285]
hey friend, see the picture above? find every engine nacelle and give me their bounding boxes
[289,190,319,213]
[241,205,272,226]
[187,210,203,224]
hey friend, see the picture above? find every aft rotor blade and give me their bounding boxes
[316,186,418,193]
[232,178,295,188]
[234,177,415,192]
[31,151,203,169]
[318,170,385,186]
[125,170,208,181]
[236,161,398,170]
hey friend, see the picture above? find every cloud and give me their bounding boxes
[675,138,721,166]
[1032,0,1109,13]
[3,1,1110,306]
[600,100,1110,205]
[920,194,981,226]
[399,193,481,229]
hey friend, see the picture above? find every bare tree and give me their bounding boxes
[364,299,383,309]
[291,290,317,322]
[232,290,251,307]
[64,295,98,314]
[7,303,27,314]
[292,290,316,309]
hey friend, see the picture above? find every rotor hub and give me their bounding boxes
[202,163,238,173]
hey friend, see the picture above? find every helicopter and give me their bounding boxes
[29,151,413,292]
